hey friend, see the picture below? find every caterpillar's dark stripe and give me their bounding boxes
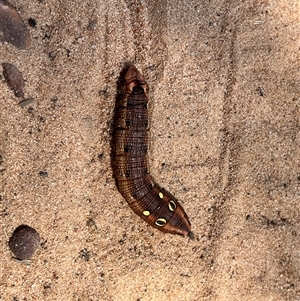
[112,66,194,239]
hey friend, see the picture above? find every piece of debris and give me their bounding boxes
[18,97,34,107]
[2,63,25,98]
[8,225,40,261]
[87,20,97,31]
[39,170,48,178]
[0,0,31,49]
[28,18,37,28]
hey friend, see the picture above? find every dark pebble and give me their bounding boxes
[39,170,48,178]
[8,225,40,260]
[0,0,30,49]
[2,63,25,98]
[87,20,97,31]
[28,18,37,28]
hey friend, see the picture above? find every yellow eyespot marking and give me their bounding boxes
[158,192,164,199]
[143,210,150,216]
[168,200,176,211]
[155,218,167,227]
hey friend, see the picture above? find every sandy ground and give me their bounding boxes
[1,0,299,300]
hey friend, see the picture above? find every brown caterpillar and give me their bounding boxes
[112,65,194,239]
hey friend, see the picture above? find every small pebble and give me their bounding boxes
[39,170,48,177]
[18,98,35,107]
[28,18,37,28]
[0,0,30,49]
[8,225,40,260]
[87,20,97,31]
[2,63,25,98]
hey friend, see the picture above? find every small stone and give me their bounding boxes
[39,170,48,178]
[2,63,25,98]
[8,225,40,260]
[87,20,97,31]
[28,18,37,28]
[18,98,35,107]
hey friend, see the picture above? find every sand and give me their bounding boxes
[1,0,299,300]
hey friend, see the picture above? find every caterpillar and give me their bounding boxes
[112,65,194,239]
